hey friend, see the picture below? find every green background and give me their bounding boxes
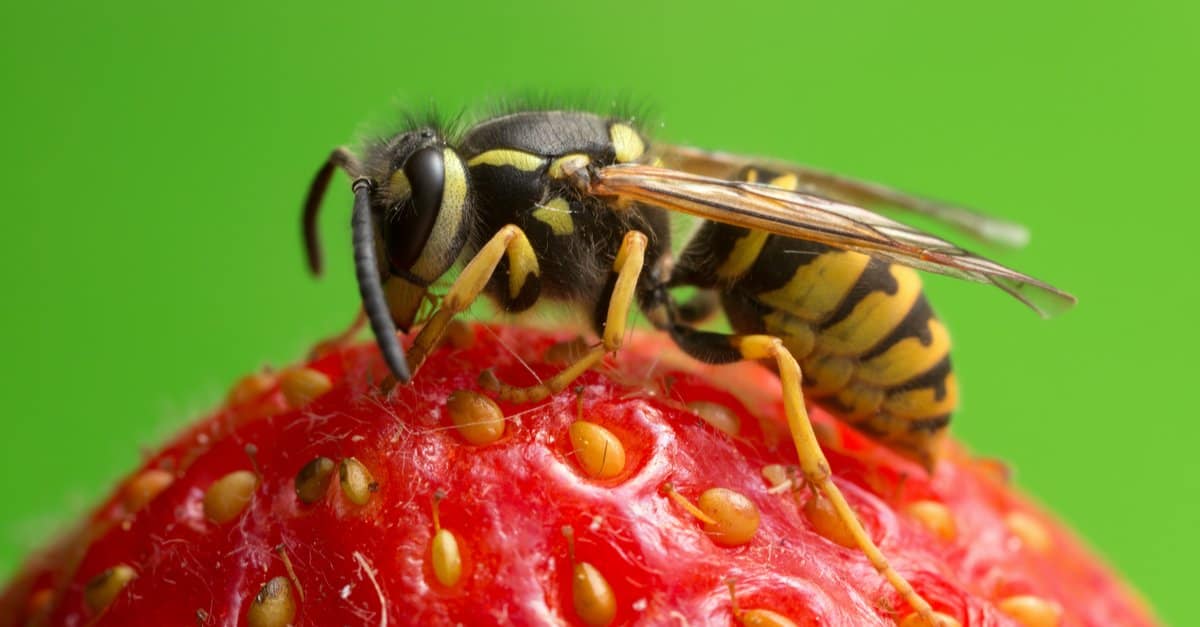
[2,1,1195,623]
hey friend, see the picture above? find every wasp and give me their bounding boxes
[301,108,1074,624]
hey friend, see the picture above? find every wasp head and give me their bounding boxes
[301,128,475,383]
[367,129,474,333]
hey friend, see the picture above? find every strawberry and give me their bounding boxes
[0,324,1157,626]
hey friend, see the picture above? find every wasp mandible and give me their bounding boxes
[301,109,1075,624]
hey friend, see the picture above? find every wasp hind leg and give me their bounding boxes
[665,324,940,626]
[480,231,648,403]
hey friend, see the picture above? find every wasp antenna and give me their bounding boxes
[351,178,412,383]
[303,147,358,277]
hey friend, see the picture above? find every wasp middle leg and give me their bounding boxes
[480,230,649,403]
[662,321,939,625]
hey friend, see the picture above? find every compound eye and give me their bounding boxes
[386,147,445,272]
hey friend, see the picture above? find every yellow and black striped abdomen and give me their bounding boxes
[672,173,957,469]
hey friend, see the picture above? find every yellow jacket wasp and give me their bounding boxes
[301,109,1074,625]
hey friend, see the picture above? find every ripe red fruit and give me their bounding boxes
[1,325,1157,626]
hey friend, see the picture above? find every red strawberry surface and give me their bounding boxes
[1,325,1157,626]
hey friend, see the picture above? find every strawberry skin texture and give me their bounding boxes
[1,325,1157,626]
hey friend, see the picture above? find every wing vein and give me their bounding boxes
[591,164,1075,317]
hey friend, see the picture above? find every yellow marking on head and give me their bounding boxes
[548,154,591,179]
[532,197,575,236]
[467,149,545,171]
[410,149,468,281]
[756,250,872,323]
[716,230,770,280]
[507,231,540,300]
[768,173,799,190]
[442,150,468,208]
[816,264,923,356]
[882,373,959,418]
[388,169,411,199]
[743,168,759,183]
[609,123,645,163]
[856,319,952,388]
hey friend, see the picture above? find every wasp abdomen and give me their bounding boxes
[674,176,957,469]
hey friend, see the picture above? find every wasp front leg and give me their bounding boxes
[307,308,367,359]
[404,225,541,376]
[480,230,648,403]
[665,324,940,626]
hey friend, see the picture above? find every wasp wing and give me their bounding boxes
[654,144,1031,249]
[590,164,1075,317]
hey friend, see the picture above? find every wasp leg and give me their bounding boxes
[665,324,938,625]
[308,308,367,359]
[481,231,648,403]
[404,225,540,376]
[675,289,720,324]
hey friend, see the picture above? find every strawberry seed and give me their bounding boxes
[203,470,257,524]
[280,367,332,409]
[687,400,741,436]
[446,389,505,445]
[904,500,957,542]
[1005,511,1051,553]
[430,491,462,586]
[997,594,1063,627]
[123,469,174,513]
[83,564,135,615]
[698,488,760,547]
[339,457,376,506]
[294,456,335,505]
[563,526,616,627]
[247,576,296,627]
[569,421,626,479]
[804,492,856,548]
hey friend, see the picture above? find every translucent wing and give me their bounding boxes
[588,163,1076,317]
[654,144,1031,248]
